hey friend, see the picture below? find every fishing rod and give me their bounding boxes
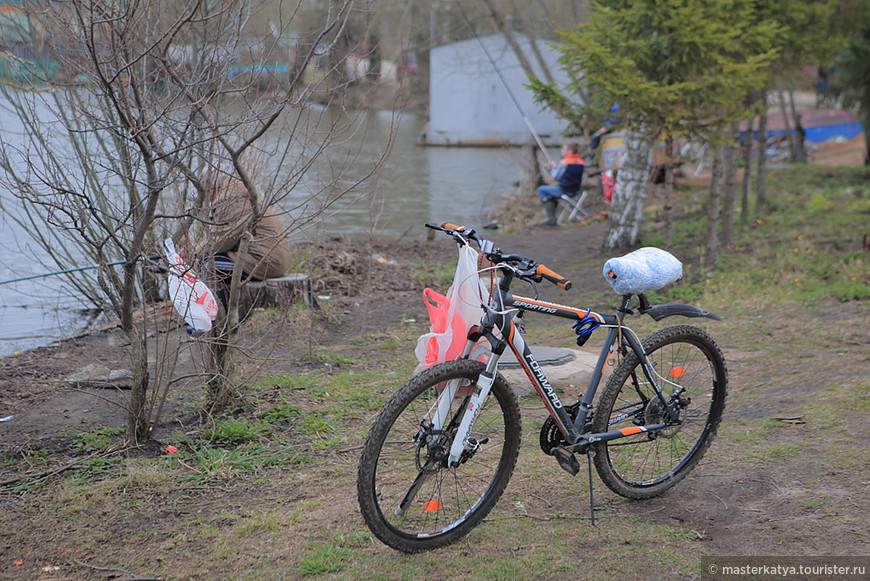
[0,255,163,286]
[453,0,556,165]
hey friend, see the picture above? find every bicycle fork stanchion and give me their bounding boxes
[448,371,495,466]
[432,379,461,429]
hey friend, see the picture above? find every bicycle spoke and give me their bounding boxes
[358,360,521,552]
[593,326,727,499]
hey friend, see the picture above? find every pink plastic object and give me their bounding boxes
[601,170,615,205]
[164,239,219,334]
[422,288,468,366]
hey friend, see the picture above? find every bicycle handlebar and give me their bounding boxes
[425,222,572,291]
[536,264,572,290]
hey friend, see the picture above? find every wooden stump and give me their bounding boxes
[240,273,315,311]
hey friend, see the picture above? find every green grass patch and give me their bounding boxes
[301,351,356,366]
[653,166,870,308]
[72,426,124,454]
[260,402,304,423]
[296,539,353,575]
[205,418,271,445]
[412,257,456,288]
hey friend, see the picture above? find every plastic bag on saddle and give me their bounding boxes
[602,247,683,296]
[415,244,491,394]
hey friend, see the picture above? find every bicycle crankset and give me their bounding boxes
[539,402,580,455]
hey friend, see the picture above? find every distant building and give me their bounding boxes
[0,1,31,45]
[0,1,57,84]
[421,33,573,147]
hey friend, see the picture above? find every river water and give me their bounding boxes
[0,95,532,357]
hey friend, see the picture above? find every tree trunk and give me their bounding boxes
[705,146,724,267]
[789,89,807,163]
[125,331,150,444]
[756,89,769,214]
[722,121,739,248]
[662,138,675,249]
[510,0,555,84]
[206,234,249,412]
[865,112,870,165]
[863,90,870,165]
[777,88,795,162]
[481,0,538,82]
[741,120,753,223]
[602,127,654,252]
[527,143,544,193]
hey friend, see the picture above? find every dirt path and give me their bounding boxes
[2,211,869,577]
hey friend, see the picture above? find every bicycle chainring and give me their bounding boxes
[539,402,580,455]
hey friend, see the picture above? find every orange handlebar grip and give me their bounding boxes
[536,264,572,290]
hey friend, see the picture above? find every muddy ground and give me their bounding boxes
[1,164,869,578]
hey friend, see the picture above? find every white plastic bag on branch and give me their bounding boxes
[164,239,219,334]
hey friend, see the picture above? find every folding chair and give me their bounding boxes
[557,190,589,225]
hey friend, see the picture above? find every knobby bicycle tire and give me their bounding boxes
[592,325,727,499]
[357,359,521,552]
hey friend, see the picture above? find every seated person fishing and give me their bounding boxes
[536,141,584,226]
[192,176,291,306]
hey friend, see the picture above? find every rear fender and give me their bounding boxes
[641,302,722,322]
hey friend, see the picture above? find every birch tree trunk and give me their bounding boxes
[602,127,654,252]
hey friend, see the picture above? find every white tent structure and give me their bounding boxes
[421,33,573,147]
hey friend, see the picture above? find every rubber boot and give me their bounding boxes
[536,199,558,226]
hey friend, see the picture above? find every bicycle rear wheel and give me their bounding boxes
[357,359,521,552]
[592,325,727,499]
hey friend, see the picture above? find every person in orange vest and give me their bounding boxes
[536,142,584,226]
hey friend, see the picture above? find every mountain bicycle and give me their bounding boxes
[357,222,728,553]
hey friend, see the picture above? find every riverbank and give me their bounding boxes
[2,165,869,579]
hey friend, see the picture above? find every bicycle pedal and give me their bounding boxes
[552,446,580,476]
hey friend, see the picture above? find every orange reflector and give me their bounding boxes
[423,500,442,512]
[670,367,685,378]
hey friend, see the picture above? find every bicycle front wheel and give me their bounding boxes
[357,359,521,553]
[592,325,727,499]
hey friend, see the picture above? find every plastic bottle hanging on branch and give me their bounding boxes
[164,239,219,335]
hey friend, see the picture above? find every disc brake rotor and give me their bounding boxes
[644,398,682,438]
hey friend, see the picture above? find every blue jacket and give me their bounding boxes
[551,153,584,194]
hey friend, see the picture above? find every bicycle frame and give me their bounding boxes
[440,267,679,467]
